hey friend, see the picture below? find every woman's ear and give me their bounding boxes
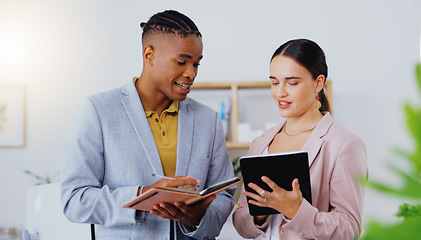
[143,46,154,66]
[315,74,325,93]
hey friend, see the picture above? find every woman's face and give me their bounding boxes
[270,55,323,119]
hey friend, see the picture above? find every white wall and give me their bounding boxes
[1,0,420,233]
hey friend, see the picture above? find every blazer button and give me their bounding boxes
[280,228,287,236]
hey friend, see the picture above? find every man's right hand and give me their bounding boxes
[138,176,200,195]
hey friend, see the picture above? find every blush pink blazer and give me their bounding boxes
[233,113,368,240]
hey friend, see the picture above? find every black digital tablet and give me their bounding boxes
[239,151,312,216]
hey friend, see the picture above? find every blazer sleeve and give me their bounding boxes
[232,137,273,238]
[233,185,273,238]
[284,134,368,240]
[183,112,236,239]
[60,98,138,227]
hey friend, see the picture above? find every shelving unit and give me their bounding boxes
[191,81,332,149]
[191,81,270,149]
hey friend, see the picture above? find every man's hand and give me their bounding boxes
[138,176,200,195]
[139,175,215,227]
[150,195,216,228]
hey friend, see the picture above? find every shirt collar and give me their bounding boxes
[145,101,179,117]
[167,100,179,113]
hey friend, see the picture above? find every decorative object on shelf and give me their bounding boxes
[237,122,252,143]
[0,85,25,148]
[219,96,231,140]
[237,122,264,143]
[362,63,421,239]
[0,227,18,240]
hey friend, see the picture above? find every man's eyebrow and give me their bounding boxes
[177,54,203,60]
[177,54,192,59]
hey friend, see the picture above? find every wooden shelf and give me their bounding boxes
[191,81,271,149]
[226,142,251,149]
[191,80,332,149]
[191,81,271,90]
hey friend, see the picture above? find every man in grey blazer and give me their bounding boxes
[61,10,235,240]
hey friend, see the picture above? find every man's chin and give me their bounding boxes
[173,94,188,102]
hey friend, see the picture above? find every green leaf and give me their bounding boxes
[362,217,421,240]
[23,169,56,185]
[416,63,421,92]
[24,170,44,180]
[410,145,421,176]
[404,104,421,143]
[45,176,51,183]
[396,202,421,217]
[391,147,411,160]
[366,164,421,199]
[232,157,242,177]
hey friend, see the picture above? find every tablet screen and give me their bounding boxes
[240,151,312,216]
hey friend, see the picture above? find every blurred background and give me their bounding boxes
[1,0,421,237]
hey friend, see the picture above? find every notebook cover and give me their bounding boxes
[122,177,241,211]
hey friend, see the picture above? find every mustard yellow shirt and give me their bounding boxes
[134,77,178,176]
[144,101,178,177]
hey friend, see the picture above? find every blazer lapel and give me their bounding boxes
[302,134,324,167]
[302,112,334,167]
[120,81,163,175]
[175,99,193,176]
[249,124,284,156]
[252,113,334,168]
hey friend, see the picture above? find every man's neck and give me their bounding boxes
[135,76,172,116]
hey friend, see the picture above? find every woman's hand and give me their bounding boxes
[245,176,303,219]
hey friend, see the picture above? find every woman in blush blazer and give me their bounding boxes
[232,39,367,240]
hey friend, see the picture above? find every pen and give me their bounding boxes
[152,173,200,188]
[152,173,176,180]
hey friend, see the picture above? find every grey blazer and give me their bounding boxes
[61,80,235,240]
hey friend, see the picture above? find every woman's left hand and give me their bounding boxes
[245,176,303,219]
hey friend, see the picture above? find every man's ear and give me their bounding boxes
[315,74,325,93]
[143,46,154,66]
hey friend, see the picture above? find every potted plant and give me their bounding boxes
[231,156,243,203]
[362,64,421,239]
[23,169,59,185]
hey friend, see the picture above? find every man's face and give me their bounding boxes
[147,34,203,101]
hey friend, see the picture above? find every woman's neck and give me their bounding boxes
[284,109,324,133]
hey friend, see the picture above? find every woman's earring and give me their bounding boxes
[315,95,322,109]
